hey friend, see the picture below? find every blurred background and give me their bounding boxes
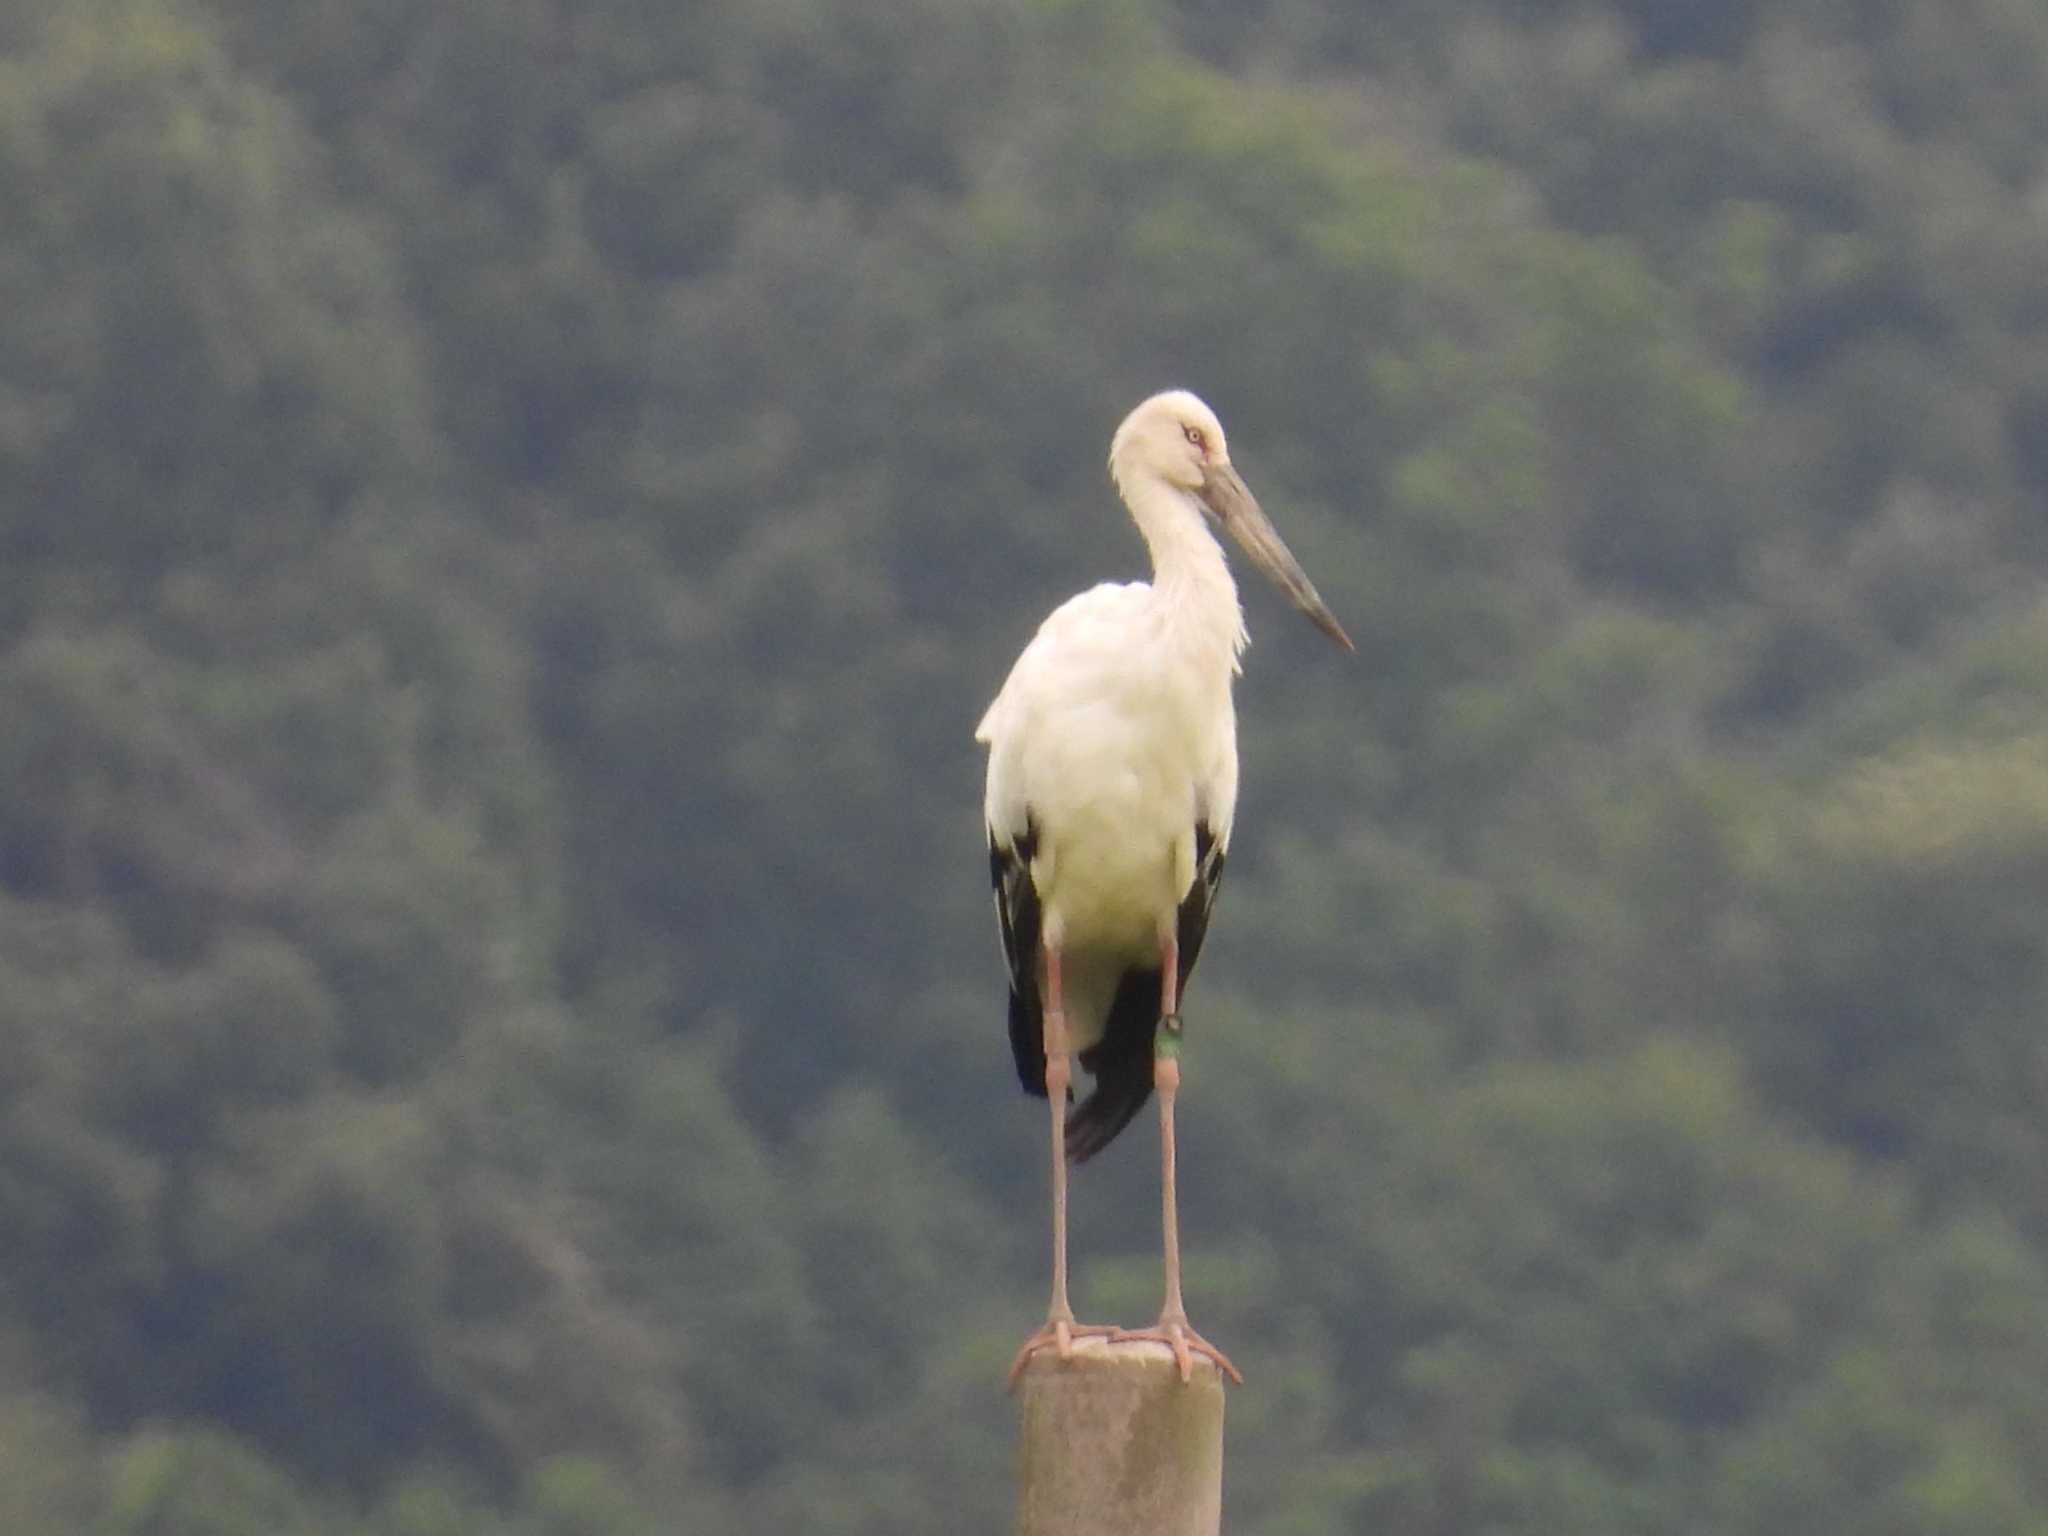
[5,0,2048,1530]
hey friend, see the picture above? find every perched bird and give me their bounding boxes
[976,389,1351,1385]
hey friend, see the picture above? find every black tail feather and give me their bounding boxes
[1065,966,1160,1163]
[1009,983,1048,1098]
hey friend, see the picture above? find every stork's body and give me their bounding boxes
[978,390,1350,1386]
[981,569,1238,1156]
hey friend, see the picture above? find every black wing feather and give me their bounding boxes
[1065,822,1227,1163]
[1176,818,1228,986]
[990,821,1047,1097]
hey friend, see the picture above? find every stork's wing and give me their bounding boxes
[1175,818,1227,987]
[990,819,1047,1098]
[1065,821,1227,1163]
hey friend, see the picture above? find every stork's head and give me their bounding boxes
[1110,390,1354,652]
[1109,389,1229,496]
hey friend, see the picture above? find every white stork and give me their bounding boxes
[977,389,1351,1386]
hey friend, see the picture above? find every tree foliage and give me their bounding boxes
[5,0,2048,1530]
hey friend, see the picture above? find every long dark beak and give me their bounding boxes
[1198,462,1354,651]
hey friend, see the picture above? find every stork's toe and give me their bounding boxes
[1006,1317,1120,1390]
[1111,1318,1242,1385]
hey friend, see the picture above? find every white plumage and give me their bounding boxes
[982,596,1237,1002]
[978,395,1246,1065]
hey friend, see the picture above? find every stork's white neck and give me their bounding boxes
[1125,477,1249,667]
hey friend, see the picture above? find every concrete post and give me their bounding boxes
[1014,1336,1226,1536]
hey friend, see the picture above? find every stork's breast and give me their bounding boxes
[1030,738,1204,956]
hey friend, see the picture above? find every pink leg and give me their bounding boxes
[1008,940,1114,1388]
[1113,931,1241,1385]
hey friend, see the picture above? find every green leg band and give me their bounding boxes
[1156,1013,1184,1061]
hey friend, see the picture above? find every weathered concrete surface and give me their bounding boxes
[1014,1336,1225,1536]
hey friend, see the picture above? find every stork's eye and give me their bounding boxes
[1183,425,1206,449]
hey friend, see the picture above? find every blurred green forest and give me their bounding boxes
[6,0,2048,1529]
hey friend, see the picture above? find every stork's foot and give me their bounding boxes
[1112,1316,1243,1385]
[1006,1316,1119,1390]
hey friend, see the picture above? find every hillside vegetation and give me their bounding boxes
[6,0,2048,1530]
